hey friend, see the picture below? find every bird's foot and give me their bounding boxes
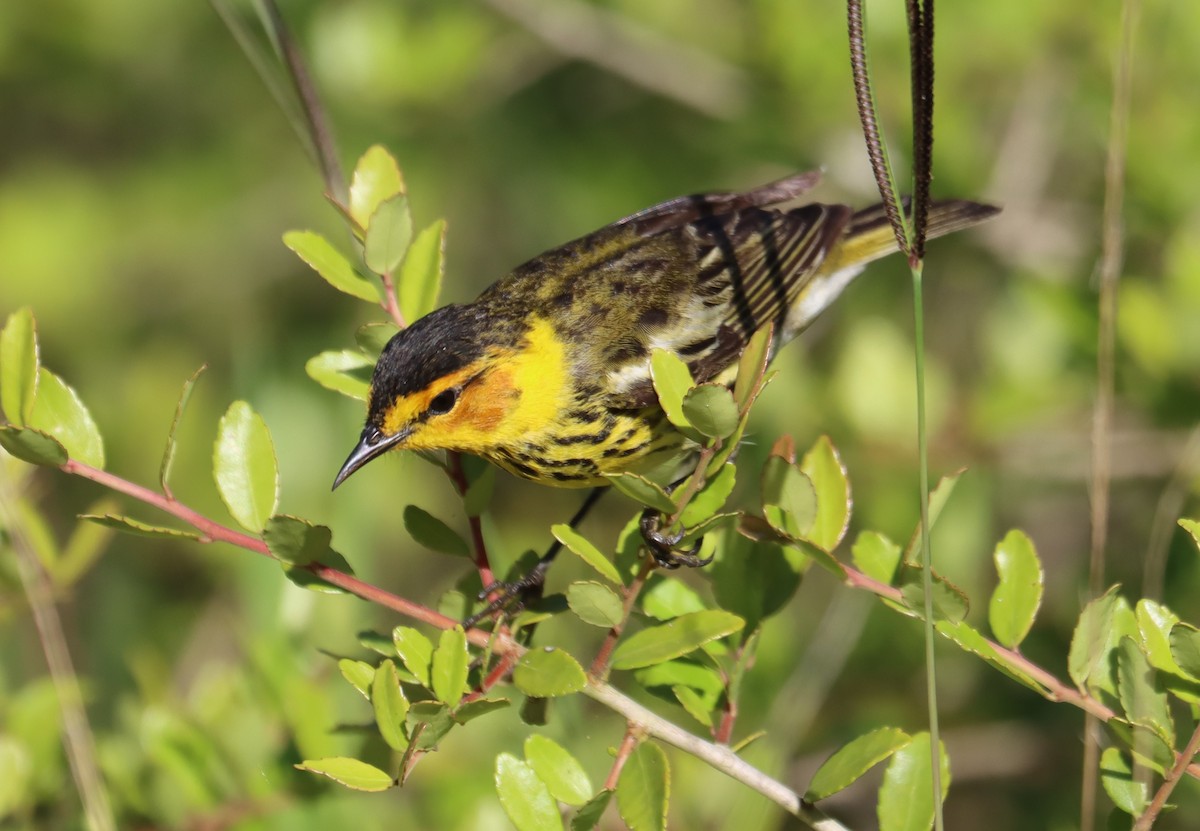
[463,560,551,629]
[639,509,713,569]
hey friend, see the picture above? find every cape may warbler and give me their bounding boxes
[334,171,996,494]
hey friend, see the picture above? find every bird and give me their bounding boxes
[332,171,997,611]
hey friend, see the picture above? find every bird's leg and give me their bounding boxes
[638,508,713,569]
[464,487,606,628]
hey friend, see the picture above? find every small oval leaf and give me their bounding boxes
[1068,585,1121,689]
[806,727,910,801]
[496,753,564,831]
[552,524,623,585]
[679,463,736,528]
[398,219,447,322]
[513,647,587,697]
[877,733,949,831]
[79,514,202,541]
[297,757,395,791]
[29,369,104,468]
[525,735,592,806]
[616,742,669,831]
[1100,747,1148,817]
[364,194,413,276]
[305,350,373,401]
[611,610,744,670]
[680,384,739,439]
[393,626,434,687]
[431,627,469,707]
[988,529,1044,649]
[404,506,470,558]
[337,659,375,699]
[349,145,405,232]
[283,230,382,302]
[0,307,38,426]
[605,473,677,514]
[372,660,410,751]
[213,401,278,533]
[566,581,624,628]
[650,350,695,434]
[0,425,68,467]
[800,435,850,551]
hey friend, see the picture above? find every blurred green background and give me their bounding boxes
[2,0,1200,828]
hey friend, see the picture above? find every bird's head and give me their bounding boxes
[332,305,568,489]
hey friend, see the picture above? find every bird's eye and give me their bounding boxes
[428,389,459,416]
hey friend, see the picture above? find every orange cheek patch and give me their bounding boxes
[447,368,517,434]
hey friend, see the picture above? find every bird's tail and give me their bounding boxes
[824,199,1000,273]
[782,198,998,341]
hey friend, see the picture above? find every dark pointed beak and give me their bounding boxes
[332,425,409,490]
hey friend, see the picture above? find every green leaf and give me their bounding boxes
[78,514,202,541]
[514,647,587,697]
[393,626,434,687]
[431,627,469,707]
[296,757,395,791]
[525,735,592,806]
[616,742,669,831]
[605,472,678,514]
[898,568,969,624]
[364,194,413,275]
[877,733,949,831]
[283,230,382,302]
[305,350,373,401]
[1117,636,1174,745]
[936,620,1050,695]
[712,536,802,632]
[612,610,744,670]
[213,401,277,533]
[355,322,399,357]
[552,524,623,585]
[349,144,405,233]
[572,791,613,831]
[263,515,332,564]
[372,660,410,751]
[567,582,624,628]
[337,659,374,699]
[904,470,963,563]
[641,579,705,621]
[671,686,713,728]
[28,369,104,468]
[733,324,773,409]
[463,465,496,517]
[0,426,67,466]
[988,529,1044,649]
[1136,600,1185,677]
[634,660,724,698]
[159,365,205,494]
[760,456,816,539]
[852,531,902,585]
[453,697,510,724]
[406,701,455,749]
[680,463,736,527]
[496,753,564,831]
[680,384,739,440]
[1170,623,1200,680]
[806,727,911,801]
[1068,585,1121,689]
[650,349,696,436]
[404,505,470,557]
[1181,518,1200,553]
[359,629,396,657]
[398,219,447,322]
[1099,747,1148,817]
[799,436,850,552]
[1,307,38,426]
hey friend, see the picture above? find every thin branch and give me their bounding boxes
[589,558,655,682]
[1084,0,1139,824]
[1134,718,1200,831]
[604,724,642,791]
[445,452,496,591]
[0,482,116,831]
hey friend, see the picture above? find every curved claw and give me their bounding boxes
[638,509,714,570]
[463,561,551,629]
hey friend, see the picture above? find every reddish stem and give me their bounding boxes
[445,452,495,591]
[589,559,655,682]
[714,697,738,745]
[604,725,642,791]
